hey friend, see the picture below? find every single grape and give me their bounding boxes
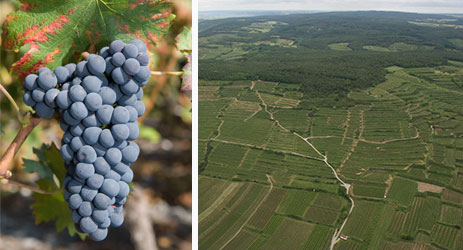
[87,55,106,75]
[122,44,138,58]
[101,179,120,197]
[24,74,38,90]
[110,83,123,102]
[97,74,109,87]
[109,40,125,54]
[120,79,139,95]
[136,53,150,66]
[69,194,83,209]
[62,131,73,144]
[82,76,102,93]
[91,209,109,224]
[111,52,126,67]
[64,63,77,76]
[117,181,130,199]
[35,103,54,119]
[83,127,102,145]
[37,71,58,90]
[80,217,98,234]
[121,169,134,183]
[126,106,138,122]
[60,119,69,131]
[112,106,130,124]
[111,124,130,141]
[87,174,104,189]
[123,58,140,75]
[110,212,124,227]
[69,85,87,102]
[94,143,106,157]
[93,193,111,209]
[80,185,98,201]
[134,66,150,82]
[60,144,74,161]
[94,157,111,175]
[71,210,82,223]
[84,92,103,112]
[111,67,129,85]
[75,163,95,179]
[135,87,144,100]
[64,190,71,200]
[54,66,70,83]
[38,67,51,74]
[44,88,60,108]
[126,122,139,140]
[23,91,36,107]
[76,61,90,77]
[100,217,111,228]
[104,147,122,165]
[90,228,108,241]
[99,46,110,58]
[121,142,140,163]
[105,57,116,74]
[114,140,128,150]
[130,39,147,53]
[64,110,81,125]
[72,77,82,86]
[62,82,70,90]
[67,180,84,194]
[83,113,101,127]
[77,145,97,163]
[96,105,114,124]
[31,88,45,102]
[70,102,88,120]
[98,87,117,105]
[56,90,71,109]
[116,197,127,205]
[70,136,85,152]
[99,129,115,148]
[135,101,146,116]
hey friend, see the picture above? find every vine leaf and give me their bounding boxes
[176,26,191,54]
[2,0,174,79]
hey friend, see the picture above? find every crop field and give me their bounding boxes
[198,12,463,247]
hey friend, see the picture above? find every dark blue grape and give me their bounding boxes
[35,103,53,119]
[121,169,134,183]
[75,163,95,179]
[113,162,129,175]
[70,123,85,136]
[76,61,90,77]
[90,228,108,241]
[110,212,124,227]
[24,74,38,91]
[70,136,85,152]
[87,55,106,75]
[126,122,139,140]
[123,58,140,75]
[126,106,138,122]
[136,53,150,66]
[37,71,58,90]
[135,87,144,100]
[80,217,98,234]
[96,105,114,124]
[121,142,140,163]
[111,67,129,85]
[87,174,104,189]
[69,85,87,102]
[111,124,130,141]
[122,44,138,58]
[105,170,121,181]
[81,186,98,201]
[77,145,97,163]
[130,39,147,53]
[98,87,117,105]
[112,106,130,124]
[62,82,70,90]
[84,92,103,112]
[111,52,126,67]
[99,46,110,58]
[54,66,70,83]
[104,147,122,165]
[70,102,88,120]
[83,113,101,127]
[32,88,45,102]
[64,63,76,76]
[109,40,125,54]
[94,157,111,175]
[82,76,102,93]
[44,88,60,108]
[67,180,83,194]
[72,77,82,86]
[60,144,74,161]
[23,91,36,107]
[134,66,150,82]
[64,110,80,125]
[60,119,69,131]
[91,209,108,224]
[56,90,71,109]
[114,140,128,150]
[101,179,120,197]
[135,101,146,116]
[105,57,116,74]
[118,94,137,106]
[83,127,102,145]
[93,193,111,209]
[71,210,82,223]
[93,143,106,157]
[99,129,115,148]
[62,131,73,144]
[69,194,83,209]
[120,79,139,95]
[38,67,51,74]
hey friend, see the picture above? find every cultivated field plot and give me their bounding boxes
[199,64,463,249]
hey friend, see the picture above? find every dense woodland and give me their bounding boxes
[199,11,463,105]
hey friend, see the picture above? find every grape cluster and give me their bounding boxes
[23,39,150,241]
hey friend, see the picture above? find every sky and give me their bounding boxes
[199,0,463,13]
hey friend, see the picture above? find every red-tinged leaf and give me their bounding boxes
[2,0,174,78]
[181,53,192,92]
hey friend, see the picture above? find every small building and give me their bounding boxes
[340,234,349,240]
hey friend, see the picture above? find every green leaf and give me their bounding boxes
[2,0,174,78]
[31,192,86,239]
[44,143,66,183]
[176,26,191,54]
[139,124,161,142]
[23,158,54,181]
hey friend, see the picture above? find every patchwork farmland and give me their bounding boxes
[199,62,463,249]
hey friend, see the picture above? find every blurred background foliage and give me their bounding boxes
[0,0,192,249]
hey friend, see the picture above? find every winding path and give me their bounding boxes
[253,82,355,249]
